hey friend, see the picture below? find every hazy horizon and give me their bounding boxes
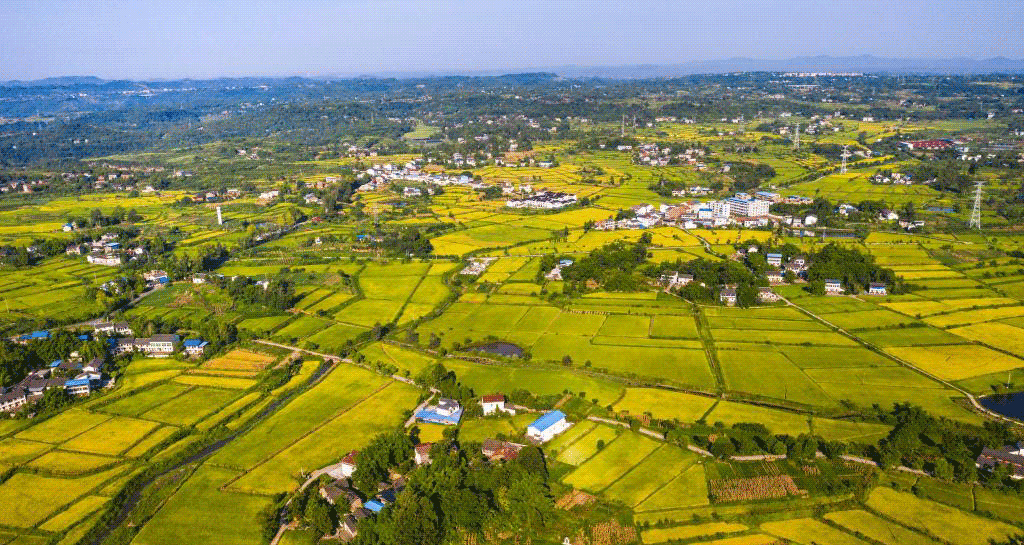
[3,0,1023,81]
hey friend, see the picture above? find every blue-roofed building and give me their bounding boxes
[64,378,92,395]
[31,330,50,340]
[558,259,574,267]
[48,360,63,368]
[766,253,783,267]
[527,410,571,443]
[77,334,91,341]
[182,338,209,356]
[415,398,463,425]
[364,500,384,513]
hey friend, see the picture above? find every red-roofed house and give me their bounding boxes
[414,443,433,466]
[481,393,515,416]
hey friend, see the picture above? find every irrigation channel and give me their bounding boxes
[88,359,336,545]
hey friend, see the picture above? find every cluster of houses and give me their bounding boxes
[593,192,775,231]
[318,394,561,540]
[187,188,242,203]
[3,320,209,415]
[68,233,138,267]
[94,321,208,357]
[0,179,47,194]
[505,191,578,210]
[631,144,708,169]
[459,257,496,276]
[0,356,109,413]
[871,172,919,185]
[356,162,468,193]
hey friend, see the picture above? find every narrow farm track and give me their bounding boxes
[782,295,1024,427]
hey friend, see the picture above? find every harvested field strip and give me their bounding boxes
[219,381,394,486]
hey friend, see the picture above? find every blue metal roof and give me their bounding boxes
[48,360,62,368]
[766,253,782,258]
[529,410,567,433]
[182,338,206,347]
[77,334,90,341]
[415,407,463,425]
[30,330,50,339]
[64,378,90,387]
[364,500,384,513]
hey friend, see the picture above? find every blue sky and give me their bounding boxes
[2,0,1022,80]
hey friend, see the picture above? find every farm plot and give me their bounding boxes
[884,344,1024,381]
[0,467,122,528]
[641,523,748,544]
[210,364,391,470]
[634,463,710,512]
[924,305,1024,328]
[710,329,858,346]
[563,432,661,493]
[173,375,256,389]
[824,510,939,545]
[718,350,834,407]
[555,425,621,466]
[131,465,270,545]
[947,322,1024,358]
[200,349,276,374]
[61,416,161,456]
[855,326,967,347]
[546,421,597,453]
[227,382,420,494]
[26,450,119,475]
[15,409,110,444]
[0,438,52,467]
[613,389,716,422]
[441,359,624,405]
[38,495,109,533]
[865,487,1018,545]
[825,309,923,330]
[760,518,869,545]
[705,402,811,436]
[272,316,333,341]
[142,388,241,426]
[530,336,714,388]
[99,383,191,416]
[603,446,696,507]
[649,315,701,338]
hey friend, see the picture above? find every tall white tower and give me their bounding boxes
[969,181,984,230]
[793,124,800,149]
[840,145,851,174]
[216,206,223,226]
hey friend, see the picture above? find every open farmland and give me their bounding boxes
[2,67,1024,545]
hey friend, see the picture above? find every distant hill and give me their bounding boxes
[1,75,109,87]
[546,56,1024,78]
[6,56,1024,86]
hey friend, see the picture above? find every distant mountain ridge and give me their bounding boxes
[546,55,1024,78]
[5,55,1024,85]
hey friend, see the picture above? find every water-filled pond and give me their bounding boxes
[471,341,524,358]
[979,391,1024,420]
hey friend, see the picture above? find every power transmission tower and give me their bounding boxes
[969,181,984,229]
[793,124,800,149]
[840,145,851,174]
[620,114,625,137]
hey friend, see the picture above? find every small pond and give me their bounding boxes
[471,342,525,358]
[979,392,1024,420]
